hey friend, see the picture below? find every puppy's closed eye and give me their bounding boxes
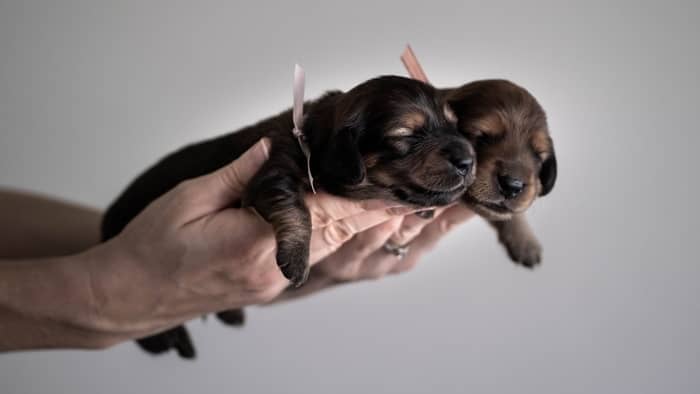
[385,127,414,154]
[386,126,413,137]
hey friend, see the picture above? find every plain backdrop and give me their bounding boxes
[1,1,699,393]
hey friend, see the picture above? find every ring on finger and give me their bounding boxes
[383,241,410,260]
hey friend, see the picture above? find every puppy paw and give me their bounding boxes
[216,309,246,326]
[171,325,197,359]
[276,242,310,287]
[137,325,196,359]
[502,235,542,268]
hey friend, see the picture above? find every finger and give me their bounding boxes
[388,205,475,274]
[332,205,475,278]
[173,138,270,221]
[357,247,411,280]
[422,204,476,241]
[313,218,402,278]
[388,206,449,246]
[305,192,407,229]
[353,221,432,279]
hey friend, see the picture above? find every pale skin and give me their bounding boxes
[0,138,474,352]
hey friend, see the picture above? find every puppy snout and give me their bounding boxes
[498,175,525,199]
[443,143,474,177]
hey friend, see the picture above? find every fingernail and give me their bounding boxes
[259,138,270,159]
[362,199,397,211]
[388,207,414,216]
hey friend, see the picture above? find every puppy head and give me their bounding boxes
[444,80,556,220]
[309,76,476,207]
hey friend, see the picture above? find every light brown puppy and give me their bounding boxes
[442,80,557,267]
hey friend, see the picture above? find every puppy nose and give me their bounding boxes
[451,157,473,176]
[498,175,524,199]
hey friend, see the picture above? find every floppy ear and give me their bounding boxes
[320,125,366,186]
[539,151,557,196]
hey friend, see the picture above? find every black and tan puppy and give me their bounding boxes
[441,80,556,267]
[101,75,476,358]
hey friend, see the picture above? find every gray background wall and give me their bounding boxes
[1,1,698,393]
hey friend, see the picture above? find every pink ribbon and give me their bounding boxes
[292,64,305,138]
[291,64,316,194]
[400,45,430,83]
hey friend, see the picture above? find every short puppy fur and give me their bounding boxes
[101,76,476,359]
[442,80,557,267]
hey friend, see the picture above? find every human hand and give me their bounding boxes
[273,204,475,302]
[83,139,409,344]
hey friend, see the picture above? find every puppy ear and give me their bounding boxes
[321,126,366,185]
[539,151,557,196]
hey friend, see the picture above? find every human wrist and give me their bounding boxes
[75,238,178,342]
[53,251,130,348]
[0,253,124,350]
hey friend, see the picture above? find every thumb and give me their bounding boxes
[183,138,270,214]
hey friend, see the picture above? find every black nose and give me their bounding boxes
[498,175,525,199]
[451,157,473,176]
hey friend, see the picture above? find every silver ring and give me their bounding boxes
[383,241,410,260]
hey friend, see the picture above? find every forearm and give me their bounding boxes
[0,189,101,259]
[0,252,120,351]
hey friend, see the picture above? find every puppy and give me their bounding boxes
[441,80,557,267]
[101,75,476,358]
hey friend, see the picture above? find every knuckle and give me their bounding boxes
[392,216,425,244]
[323,222,354,246]
[331,262,361,281]
[394,226,416,244]
[219,166,245,192]
[439,218,455,235]
[173,179,197,202]
[353,239,378,257]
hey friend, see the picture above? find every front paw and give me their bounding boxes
[216,309,246,326]
[501,235,542,268]
[276,241,310,287]
[137,325,196,359]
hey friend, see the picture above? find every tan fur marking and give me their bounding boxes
[371,171,397,188]
[364,154,380,168]
[444,104,457,123]
[400,112,425,130]
[530,130,552,158]
[473,114,504,137]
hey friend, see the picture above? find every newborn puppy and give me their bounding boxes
[101,75,475,358]
[441,80,557,267]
